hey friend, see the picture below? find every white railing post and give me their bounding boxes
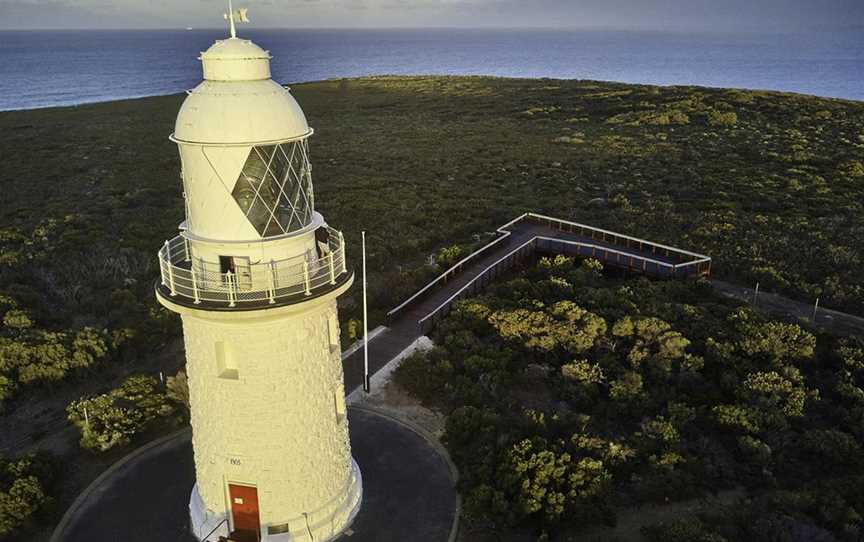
[165,243,177,296]
[227,271,236,307]
[159,247,168,287]
[329,251,336,285]
[167,265,176,296]
[184,237,191,262]
[191,265,201,304]
[268,260,276,304]
[303,261,311,296]
[339,231,347,274]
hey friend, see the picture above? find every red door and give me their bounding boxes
[228,484,260,540]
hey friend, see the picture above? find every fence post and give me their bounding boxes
[191,265,201,304]
[329,251,336,285]
[303,262,311,296]
[268,260,276,304]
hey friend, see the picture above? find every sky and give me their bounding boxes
[1,0,863,31]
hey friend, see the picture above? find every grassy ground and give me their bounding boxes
[1,77,863,322]
[0,76,862,539]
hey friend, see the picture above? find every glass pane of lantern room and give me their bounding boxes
[232,146,280,236]
[271,144,299,231]
[270,142,312,232]
[232,144,313,237]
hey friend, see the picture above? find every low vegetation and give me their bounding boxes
[0,453,56,540]
[66,374,187,453]
[396,256,864,540]
[0,76,861,538]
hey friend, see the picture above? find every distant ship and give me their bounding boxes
[186,27,194,31]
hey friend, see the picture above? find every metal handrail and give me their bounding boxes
[200,517,228,542]
[388,212,712,319]
[386,213,529,317]
[418,238,537,328]
[157,226,349,306]
[527,212,712,261]
[418,235,710,330]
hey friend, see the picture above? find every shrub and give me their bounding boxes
[67,375,177,452]
[708,111,738,126]
[642,518,728,542]
[0,453,56,539]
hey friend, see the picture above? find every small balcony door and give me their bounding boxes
[220,256,253,290]
[228,483,260,542]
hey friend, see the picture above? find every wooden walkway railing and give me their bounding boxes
[388,212,712,333]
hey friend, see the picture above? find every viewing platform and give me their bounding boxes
[155,225,351,311]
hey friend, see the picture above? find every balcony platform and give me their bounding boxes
[155,268,354,313]
[156,225,350,311]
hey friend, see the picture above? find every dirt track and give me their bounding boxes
[711,279,864,337]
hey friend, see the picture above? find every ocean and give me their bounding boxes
[0,28,862,111]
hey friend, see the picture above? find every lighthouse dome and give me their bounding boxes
[173,38,311,145]
[201,38,270,82]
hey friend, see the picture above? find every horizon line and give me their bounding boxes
[1,24,861,34]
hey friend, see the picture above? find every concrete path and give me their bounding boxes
[52,407,458,542]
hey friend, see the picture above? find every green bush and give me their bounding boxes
[399,256,864,538]
[67,375,179,452]
[0,453,56,539]
[708,110,738,126]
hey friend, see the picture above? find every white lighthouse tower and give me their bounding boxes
[155,10,361,542]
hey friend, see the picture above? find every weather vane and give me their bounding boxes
[224,0,250,39]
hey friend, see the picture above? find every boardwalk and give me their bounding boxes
[343,213,711,394]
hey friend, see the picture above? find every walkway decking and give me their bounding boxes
[343,213,711,394]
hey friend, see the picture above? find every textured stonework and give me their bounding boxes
[177,290,361,541]
[160,33,362,541]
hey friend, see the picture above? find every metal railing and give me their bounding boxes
[533,236,710,279]
[389,212,712,319]
[391,212,713,325]
[526,213,712,269]
[419,238,537,333]
[157,226,349,307]
[417,234,711,333]
[386,213,529,317]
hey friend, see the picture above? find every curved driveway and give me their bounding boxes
[56,408,457,542]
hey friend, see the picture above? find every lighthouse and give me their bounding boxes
[155,10,361,542]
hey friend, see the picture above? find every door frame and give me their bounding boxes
[226,481,261,540]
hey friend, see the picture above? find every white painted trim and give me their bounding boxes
[169,128,315,147]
